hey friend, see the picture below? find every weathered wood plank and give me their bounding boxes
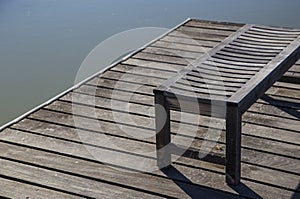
[123,57,184,72]
[187,73,245,85]
[246,29,298,38]
[176,79,239,92]
[177,26,238,37]
[279,71,300,85]
[133,52,192,66]
[242,32,295,41]
[186,20,243,31]
[239,35,291,44]
[212,53,270,64]
[142,46,203,60]
[99,70,165,87]
[161,35,220,47]
[186,72,248,84]
[199,63,258,76]
[208,57,265,67]
[252,25,300,34]
[245,105,300,132]
[76,84,153,106]
[88,78,153,95]
[204,60,261,72]
[165,87,224,103]
[168,30,227,41]
[0,153,158,198]
[226,43,281,54]
[274,79,300,90]
[236,38,288,48]
[249,102,299,121]
[266,94,300,105]
[267,82,300,99]
[0,176,81,199]
[250,28,300,36]
[180,76,244,88]
[92,76,236,97]
[285,67,300,76]
[112,64,175,79]
[231,41,285,50]
[216,50,274,61]
[190,68,253,79]
[151,40,211,53]
[222,46,279,57]
[169,83,234,96]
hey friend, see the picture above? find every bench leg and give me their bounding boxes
[225,105,242,185]
[154,92,171,169]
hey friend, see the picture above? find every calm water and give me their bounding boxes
[1,0,300,126]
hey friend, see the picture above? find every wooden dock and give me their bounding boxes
[0,19,299,198]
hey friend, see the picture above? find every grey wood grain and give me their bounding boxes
[1,18,300,198]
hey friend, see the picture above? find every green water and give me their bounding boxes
[1,0,300,126]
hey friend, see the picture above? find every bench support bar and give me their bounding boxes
[155,92,171,168]
[225,105,242,185]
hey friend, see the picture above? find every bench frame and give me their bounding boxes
[154,24,300,185]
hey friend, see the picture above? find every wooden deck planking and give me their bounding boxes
[0,156,164,199]
[41,99,299,158]
[1,116,298,197]
[58,91,300,160]
[0,137,245,199]
[8,80,298,194]
[41,100,300,171]
[0,18,299,198]
[0,176,81,199]
[1,106,298,197]
[68,85,300,146]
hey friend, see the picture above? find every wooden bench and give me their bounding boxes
[153,24,300,185]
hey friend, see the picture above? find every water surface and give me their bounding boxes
[1,0,300,126]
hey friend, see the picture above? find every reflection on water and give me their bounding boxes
[0,0,300,126]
